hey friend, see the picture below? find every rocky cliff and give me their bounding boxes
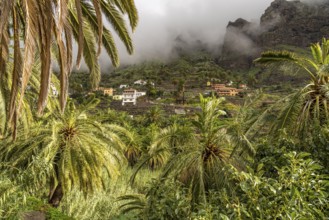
[219,0,329,69]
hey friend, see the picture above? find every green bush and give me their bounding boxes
[214,152,329,219]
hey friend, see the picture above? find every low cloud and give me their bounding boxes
[99,0,273,68]
[301,0,328,4]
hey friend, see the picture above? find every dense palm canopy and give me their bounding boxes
[0,0,138,119]
[0,98,127,207]
[255,38,329,135]
[131,96,245,205]
[0,57,59,138]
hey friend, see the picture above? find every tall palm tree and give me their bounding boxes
[0,98,127,207]
[131,96,242,205]
[0,56,60,139]
[92,109,141,166]
[136,123,172,171]
[0,0,138,119]
[145,106,164,126]
[254,38,329,135]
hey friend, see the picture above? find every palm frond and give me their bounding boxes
[91,0,103,56]
[254,50,300,64]
[8,7,22,139]
[18,0,38,113]
[69,10,100,89]
[0,0,13,38]
[311,42,323,64]
[36,1,52,114]
[81,1,119,66]
[113,0,139,31]
[74,0,84,69]
[100,0,134,54]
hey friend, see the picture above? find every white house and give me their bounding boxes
[119,84,128,89]
[122,89,146,106]
[134,79,147,86]
[50,83,59,97]
[136,91,146,98]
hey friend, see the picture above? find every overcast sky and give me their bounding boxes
[100,0,327,67]
[99,0,275,67]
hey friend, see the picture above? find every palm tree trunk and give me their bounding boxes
[48,183,63,207]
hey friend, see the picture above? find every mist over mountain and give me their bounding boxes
[99,0,273,67]
[220,0,329,69]
[96,0,329,69]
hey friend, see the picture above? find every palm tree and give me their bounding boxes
[131,96,242,205]
[0,56,60,139]
[138,123,172,171]
[0,98,127,207]
[145,106,164,126]
[254,38,329,136]
[0,0,138,119]
[107,124,142,167]
[92,109,141,166]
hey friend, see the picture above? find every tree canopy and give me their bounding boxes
[0,0,138,120]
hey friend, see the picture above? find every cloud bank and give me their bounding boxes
[99,0,273,67]
[99,0,328,68]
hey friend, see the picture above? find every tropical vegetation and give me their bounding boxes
[0,1,328,218]
[0,0,138,137]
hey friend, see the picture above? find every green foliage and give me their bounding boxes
[255,38,329,136]
[3,38,329,220]
[119,179,192,220]
[254,133,298,178]
[215,152,329,219]
[0,173,24,219]
[23,197,74,220]
[0,97,127,207]
[86,51,231,95]
[130,95,247,206]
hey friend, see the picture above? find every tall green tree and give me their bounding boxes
[255,38,329,136]
[0,57,59,138]
[0,98,127,207]
[131,96,244,205]
[0,0,138,120]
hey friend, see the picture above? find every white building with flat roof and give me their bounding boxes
[134,79,147,85]
[122,89,146,105]
[119,84,128,89]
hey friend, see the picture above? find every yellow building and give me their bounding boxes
[96,87,115,96]
[216,87,239,96]
[103,88,115,96]
[212,84,226,90]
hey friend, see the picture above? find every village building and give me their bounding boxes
[210,83,248,97]
[119,84,128,89]
[212,84,226,90]
[227,81,233,86]
[95,87,115,96]
[216,87,240,96]
[239,84,247,89]
[122,89,146,106]
[103,88,115,96]
[134,79,147,86]
[211,83,240,96]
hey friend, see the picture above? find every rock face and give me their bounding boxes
[22,211,46,220]
[220,0,329,69]
[220,18,261,69]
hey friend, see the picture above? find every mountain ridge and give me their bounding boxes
[219,0,329,69]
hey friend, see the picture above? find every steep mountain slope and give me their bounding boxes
[220,0,329,69]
